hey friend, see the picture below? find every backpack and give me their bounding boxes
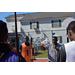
[59,44,66,62]
[0,51,18,62]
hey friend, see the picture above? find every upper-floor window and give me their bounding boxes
[30,22,39,29]
[52,20,61,28]
[11,26,15,32]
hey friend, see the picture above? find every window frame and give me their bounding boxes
[30,22,39,29]
[52,20,61,28]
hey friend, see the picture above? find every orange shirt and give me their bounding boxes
[21,43,33,62]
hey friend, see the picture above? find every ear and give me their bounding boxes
[68,30,72,36]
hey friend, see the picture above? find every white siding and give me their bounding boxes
[6,21,21,33]
[39,21,51,29]
[6,16,70,46]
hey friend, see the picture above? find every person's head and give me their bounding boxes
[67,21,75,41]
[24,36,29,44]
[0,20,8,42]
[52,36,58,44]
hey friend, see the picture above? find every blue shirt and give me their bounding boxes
[56,43,61,50]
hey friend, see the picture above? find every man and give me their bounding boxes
[19,36,34,62]
[0,20,26,62]
[48,37,61,62]
[60,21,75,62]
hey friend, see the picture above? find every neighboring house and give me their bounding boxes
[5,12,74,48]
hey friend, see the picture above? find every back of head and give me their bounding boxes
[52,36,57,40]
[68,21,75,33]
[0,20,8,42]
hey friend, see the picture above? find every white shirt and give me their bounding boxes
[65,41,75,62]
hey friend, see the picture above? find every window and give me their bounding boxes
[11,26,15,32]
[57,36,62,43]
[52,20,61,28]
[30,22,39,29]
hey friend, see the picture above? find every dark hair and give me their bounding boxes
[24,36,29,40]
[0,20,8,42]
[52,36,57,40]
[68,21,75,33]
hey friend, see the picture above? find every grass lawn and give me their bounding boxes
[35,50,48,58]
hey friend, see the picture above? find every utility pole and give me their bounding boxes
[14,12,19,52]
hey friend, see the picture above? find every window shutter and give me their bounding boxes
[59,20,61,27]
[52,21,53,27]
[30,22,32,29]
[60,36,62,43]
[37,22,39,28]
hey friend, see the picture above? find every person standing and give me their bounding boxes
[0,20,26,62]
[60,21,75,62]
[19,36,34,62]
[48,37,61,62]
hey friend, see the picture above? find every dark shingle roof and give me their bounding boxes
[6,12,74,21]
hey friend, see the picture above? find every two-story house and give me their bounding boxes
[5,12,74,48]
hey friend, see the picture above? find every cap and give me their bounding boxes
[62,17,75,28]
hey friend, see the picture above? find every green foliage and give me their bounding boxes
[35,50,48,58]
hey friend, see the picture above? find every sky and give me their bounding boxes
[0,12,35,22]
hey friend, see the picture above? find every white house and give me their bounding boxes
[5,12,74,49]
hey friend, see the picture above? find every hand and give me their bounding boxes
[54,45,59,52]
[53,45,56,49]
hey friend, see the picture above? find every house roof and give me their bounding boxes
[5,12,74,21]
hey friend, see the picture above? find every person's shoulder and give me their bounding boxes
[57,43,61,47]
[64,41,73,46]
[21,43,25,45]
